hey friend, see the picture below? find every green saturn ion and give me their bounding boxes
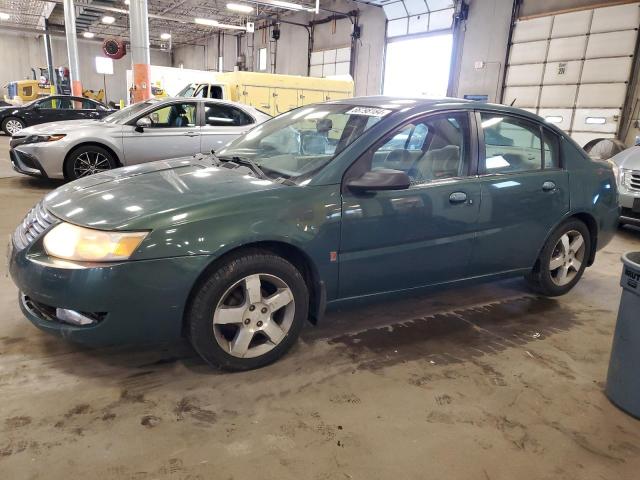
[9,97,619,370]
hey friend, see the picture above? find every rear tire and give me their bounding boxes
[2,117,26,136]
[64,145,117,180]
[187,250,309,371]
[526,219,591,297]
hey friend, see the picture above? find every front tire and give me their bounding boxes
[187,250,309,371]
[526,219,591,296]
[64,145,117,180]
[2,117,26,136]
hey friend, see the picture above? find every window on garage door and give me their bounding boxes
[381,0,455,97]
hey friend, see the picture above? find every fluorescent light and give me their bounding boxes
[0,12,10,20]
[83,31,95,39]
[102,15,116,24]
[217,22,247,30]
[160,32,171,40]
[255,0,315,12]
[271,0,306,10]
[227,3,254,13]
[195,17,246,30]
[195,17,219,26]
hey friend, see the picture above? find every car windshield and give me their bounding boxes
[102,99,158,124]
[218,104,391,181]
[176,84,196,97]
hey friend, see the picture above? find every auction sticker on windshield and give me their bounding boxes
[346,107,392,117]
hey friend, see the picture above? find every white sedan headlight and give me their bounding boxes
[43,223,148,262]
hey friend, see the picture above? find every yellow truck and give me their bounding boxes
[176,71,354,116]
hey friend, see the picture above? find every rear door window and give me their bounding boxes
[480,113,544,173]
[204,103,253,127]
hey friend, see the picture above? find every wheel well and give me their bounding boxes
[2,116,25,127]
[63,142,122,179]
[571,213,598,266]
[182,241,323,335]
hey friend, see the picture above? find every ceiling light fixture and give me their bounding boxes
[101,15,116,24]
[160,32,171,40]
[195,17,219,26]
[227,3,254,13]
[255,0,316,12]
[83,31,95,38]
[0,12,10,20]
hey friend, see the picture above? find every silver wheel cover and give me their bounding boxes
[213,273,295,359]
[73,151,112,178]
[5,119,23,135]
[549,230,586,286]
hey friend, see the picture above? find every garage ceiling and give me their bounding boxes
[0,0,318,46]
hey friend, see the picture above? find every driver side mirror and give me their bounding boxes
[135,116,152,132]
[347,169,411,193]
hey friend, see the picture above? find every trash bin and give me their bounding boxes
[606,252,640,418]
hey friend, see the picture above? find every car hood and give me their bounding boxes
[611,146,640,170]
[19,119,108,136]
[42,156,285,230]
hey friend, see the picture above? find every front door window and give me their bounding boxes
[146,103,197,128]
[350,112,471,186]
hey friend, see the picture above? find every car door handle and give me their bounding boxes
[449,191,467,204]
[183,132,199,137]
[542,181,557,192]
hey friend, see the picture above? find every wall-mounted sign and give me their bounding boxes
[95,56,114,75]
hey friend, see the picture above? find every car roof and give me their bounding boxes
[328,95,548,125]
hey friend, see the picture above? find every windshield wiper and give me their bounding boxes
[218,155,268,180]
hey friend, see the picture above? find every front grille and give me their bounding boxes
[12,202,57,251]
[628,171,640,192]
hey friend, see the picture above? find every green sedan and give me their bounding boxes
[9,97,619,370]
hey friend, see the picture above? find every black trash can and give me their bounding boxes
[606,252,640,418]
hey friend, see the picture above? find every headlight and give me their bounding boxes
[43,223,148,262]
[606,159,621,185]
[22,134,66,145]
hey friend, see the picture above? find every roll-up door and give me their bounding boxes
[503,3,640,147]
[376,0,455,97]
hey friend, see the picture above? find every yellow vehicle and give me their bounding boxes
[3,79,48,104]
[4,67,71,105]
[151,84,168,99]
[176,71,354,116]
[82,88,105,103]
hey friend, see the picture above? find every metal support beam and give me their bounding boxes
[43,20,57,94]
[129,0,152,103]
[62,0,82,96]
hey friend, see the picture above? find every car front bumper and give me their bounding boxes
[618,188,640,226]
[10,148,47,178]
[10,141,72,179]
[9,240,212,346]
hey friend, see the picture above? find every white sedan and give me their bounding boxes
[8,98,270,180]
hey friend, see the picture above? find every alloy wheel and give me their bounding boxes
[549,230,586,286]
[5,119,23,135]
[212,273,295,359]
[73,151,112,178]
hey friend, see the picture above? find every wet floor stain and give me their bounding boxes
[329,296,579,369]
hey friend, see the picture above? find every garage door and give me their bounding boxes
[503,3,640,147]
[377,0,455,97]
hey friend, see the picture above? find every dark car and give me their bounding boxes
[0,95,114,135]
[9,97,619,370]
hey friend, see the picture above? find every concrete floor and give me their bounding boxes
[1,134,640,479]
